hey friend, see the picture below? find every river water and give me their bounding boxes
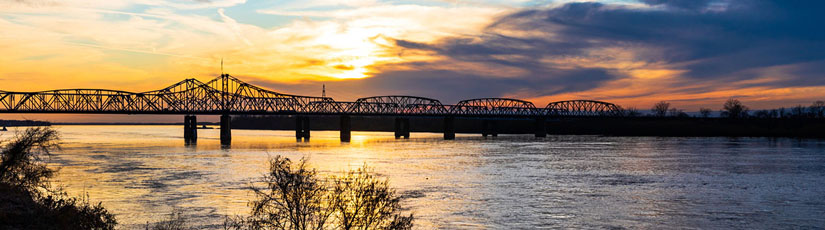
[4,125,825,229]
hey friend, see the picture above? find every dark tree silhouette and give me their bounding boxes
[623,107,641,117]
[810,101,825,118]
[699,108,713,118]
[231,156,413,230]
[652,101,670,117]
[721,98,749,119]
[0,127,59,191]
[330,166,413,230]
[246,156,333,230]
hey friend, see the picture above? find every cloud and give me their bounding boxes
[344,0,825,107]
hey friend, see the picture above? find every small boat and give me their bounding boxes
[197,125,214,129]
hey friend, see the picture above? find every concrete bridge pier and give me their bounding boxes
[183,115,198,144]
[394,117,410,139]
[220,114,231,145]
[443,116,455,140]
[481,120,498,137]
[534,117,547,138]
[340,115,351,142]
[295,116,310,141]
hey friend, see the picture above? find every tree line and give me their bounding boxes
[620,98,825,119]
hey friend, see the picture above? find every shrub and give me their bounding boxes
[230,156,413,230]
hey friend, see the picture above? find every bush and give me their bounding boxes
[147,210,191,230]
[230,156,413,230]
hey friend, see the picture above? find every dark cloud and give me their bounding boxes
[389,0,825,96]
[258,0,825,103]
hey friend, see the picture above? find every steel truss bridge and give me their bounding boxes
[0,74,625,144]
[0,75,623,117]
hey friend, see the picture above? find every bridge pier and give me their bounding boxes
[394,117,410,139]
[443,116,455,140]
[534,117,547,138]
[220,114,231,145]
[340,115,351,142]
[481,120,498,137]
[183,115,198,144]
[295,116,310,141]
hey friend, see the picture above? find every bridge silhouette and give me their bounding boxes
[0,74,624,144]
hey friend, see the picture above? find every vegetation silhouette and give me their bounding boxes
[721,98,749,119]
[226,156,413,230]
[0,127,117,229]
[652,101,670,117]
[699,108,713,118]
[146,210,191,230]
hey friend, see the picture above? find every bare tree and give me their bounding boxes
[754,110,771,119]
[623,107,641,117]
[721,98,749,119]
[247,156,334,230]
[810,101,825,118]
[699,108,713,118]
[234,157,413,230]
[668,108,687,117]
[330,165,413,230]
[652,101,670,117]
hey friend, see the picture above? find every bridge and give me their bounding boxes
[0,74,625,144]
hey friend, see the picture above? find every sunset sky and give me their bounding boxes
[2,0,825,122]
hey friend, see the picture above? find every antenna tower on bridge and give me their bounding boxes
[322,84,326,97]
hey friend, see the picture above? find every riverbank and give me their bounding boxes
[231,115,825,138]
[0,119,50,127]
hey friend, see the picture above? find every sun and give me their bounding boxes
[311,26,401,79]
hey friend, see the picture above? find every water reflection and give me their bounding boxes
[3,126,825,229]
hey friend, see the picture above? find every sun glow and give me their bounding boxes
[310,26,401,79]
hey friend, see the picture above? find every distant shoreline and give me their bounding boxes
[53,122,220,126]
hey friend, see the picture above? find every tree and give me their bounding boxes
[236,156,413,230]
[623,107,641,117]
[652,101,670,117]
[668,108,687,117]
[330,166,413,230]
[247,156,333,230]
[721,98,749,119]
[699,108,713,118]
[810,101,825,118]
[754,110,771,119]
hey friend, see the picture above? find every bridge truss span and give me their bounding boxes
[451,98,543,116]
[545,100,623,117]
[350,96,447,115]
[0,75,624,118]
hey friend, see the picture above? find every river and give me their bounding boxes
[4,125,825,229]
